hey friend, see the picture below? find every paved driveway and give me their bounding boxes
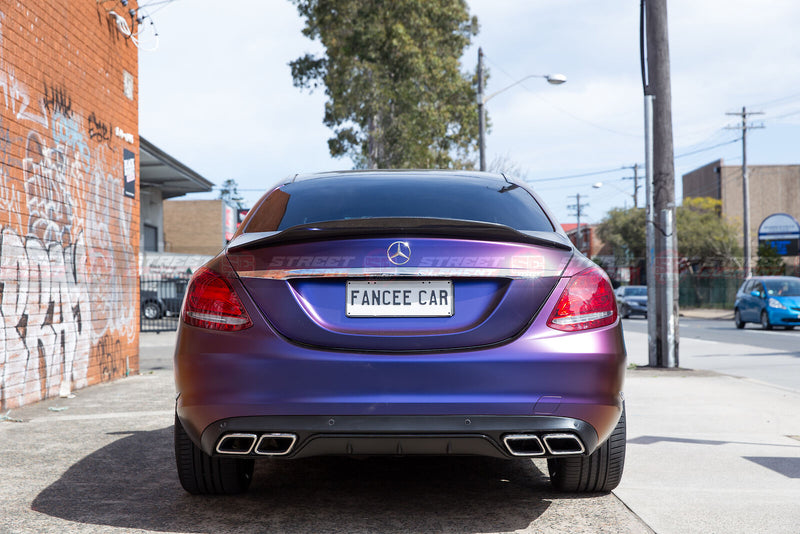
[1,366,649,533]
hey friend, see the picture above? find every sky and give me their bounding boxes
[138,0,800,226]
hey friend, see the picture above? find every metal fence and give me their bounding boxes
[140,275,191,333]
[679,271,745,309]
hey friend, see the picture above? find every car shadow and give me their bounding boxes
[32,426,565,533]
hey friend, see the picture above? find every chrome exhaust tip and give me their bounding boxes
[503,434,546,456]
[255,433,297,456]
[543,433,585,455]
[215,433,257,455]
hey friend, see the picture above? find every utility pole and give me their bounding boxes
[621,163,641,208]
[477,47,486,171]
[568,194,589,252]
[642,0,678,368]
[726,107,764,279]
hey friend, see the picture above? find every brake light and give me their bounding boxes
[182,267,253,331]
[547,266,618,331]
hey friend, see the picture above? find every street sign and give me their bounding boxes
[758,213,800,256]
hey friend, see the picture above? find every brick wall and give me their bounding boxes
[0,1,140,410]
[163,200,225,256]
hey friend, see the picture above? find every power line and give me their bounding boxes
[529,128,742,187]
[675,138,740,159]
[749,91,800,109]
[525,167,628,184]
[764,108,800,122]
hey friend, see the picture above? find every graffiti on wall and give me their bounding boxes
[0,11,136,410]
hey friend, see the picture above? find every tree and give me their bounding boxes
[487,153,528,181]
[756,243,786,275]
[595,197,742,271]
[676,197,741,270]
[595,207,646,263]
[289,0,480,169]
[218,179,245,210]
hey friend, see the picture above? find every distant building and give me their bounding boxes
[562,223,606,258]
[682,160,800,256]
[163,199,241,256]
[139,137,214,254]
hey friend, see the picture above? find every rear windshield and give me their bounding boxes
[242,175,554,233]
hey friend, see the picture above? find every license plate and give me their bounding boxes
[346,280,453,317]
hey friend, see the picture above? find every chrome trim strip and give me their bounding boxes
[215,433,257,455]
[237,267,558,280]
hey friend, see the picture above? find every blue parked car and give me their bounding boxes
[734,276,800,330]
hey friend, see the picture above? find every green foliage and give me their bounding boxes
[595,207,646,262]
[595,197,742,269]
[756,243,786,275]
[676,197,741,268]
[290,0,480,169]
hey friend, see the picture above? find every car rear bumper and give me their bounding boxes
[174,315,626,460]
[187,413,609,459]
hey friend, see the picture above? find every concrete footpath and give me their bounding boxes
[679,307,734,320]
[619,330,800,533]
[0,329,798,533]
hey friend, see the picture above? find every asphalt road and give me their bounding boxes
[623,317,800,391]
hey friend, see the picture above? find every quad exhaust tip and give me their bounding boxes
[215,432,298,456]
[255,433,297,456]
[503,434,546,456]
[503,433,585,456]
[542,433,585,455]
[215,433,257,455]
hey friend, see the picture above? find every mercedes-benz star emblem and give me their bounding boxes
[387,241,411,266]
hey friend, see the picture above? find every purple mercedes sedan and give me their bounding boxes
[173,170,626,495]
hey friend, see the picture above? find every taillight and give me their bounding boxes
[182,267,253,331]
[547,266,618,331]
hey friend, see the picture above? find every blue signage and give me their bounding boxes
[759,213,800,257]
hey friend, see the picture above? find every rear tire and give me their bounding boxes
[174,414,254,495]
[548,404,626,493]
[734,309,745,329]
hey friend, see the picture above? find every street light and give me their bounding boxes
[477,47,566,171]
[593,181,638,209]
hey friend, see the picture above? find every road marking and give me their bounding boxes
[745,329,798,338]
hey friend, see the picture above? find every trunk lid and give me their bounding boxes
[227,220,572,351]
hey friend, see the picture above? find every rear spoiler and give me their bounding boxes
[227,217,573,252]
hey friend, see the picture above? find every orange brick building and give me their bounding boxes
[0,1,140,409]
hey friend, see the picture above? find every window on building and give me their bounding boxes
[143,224,158,252]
